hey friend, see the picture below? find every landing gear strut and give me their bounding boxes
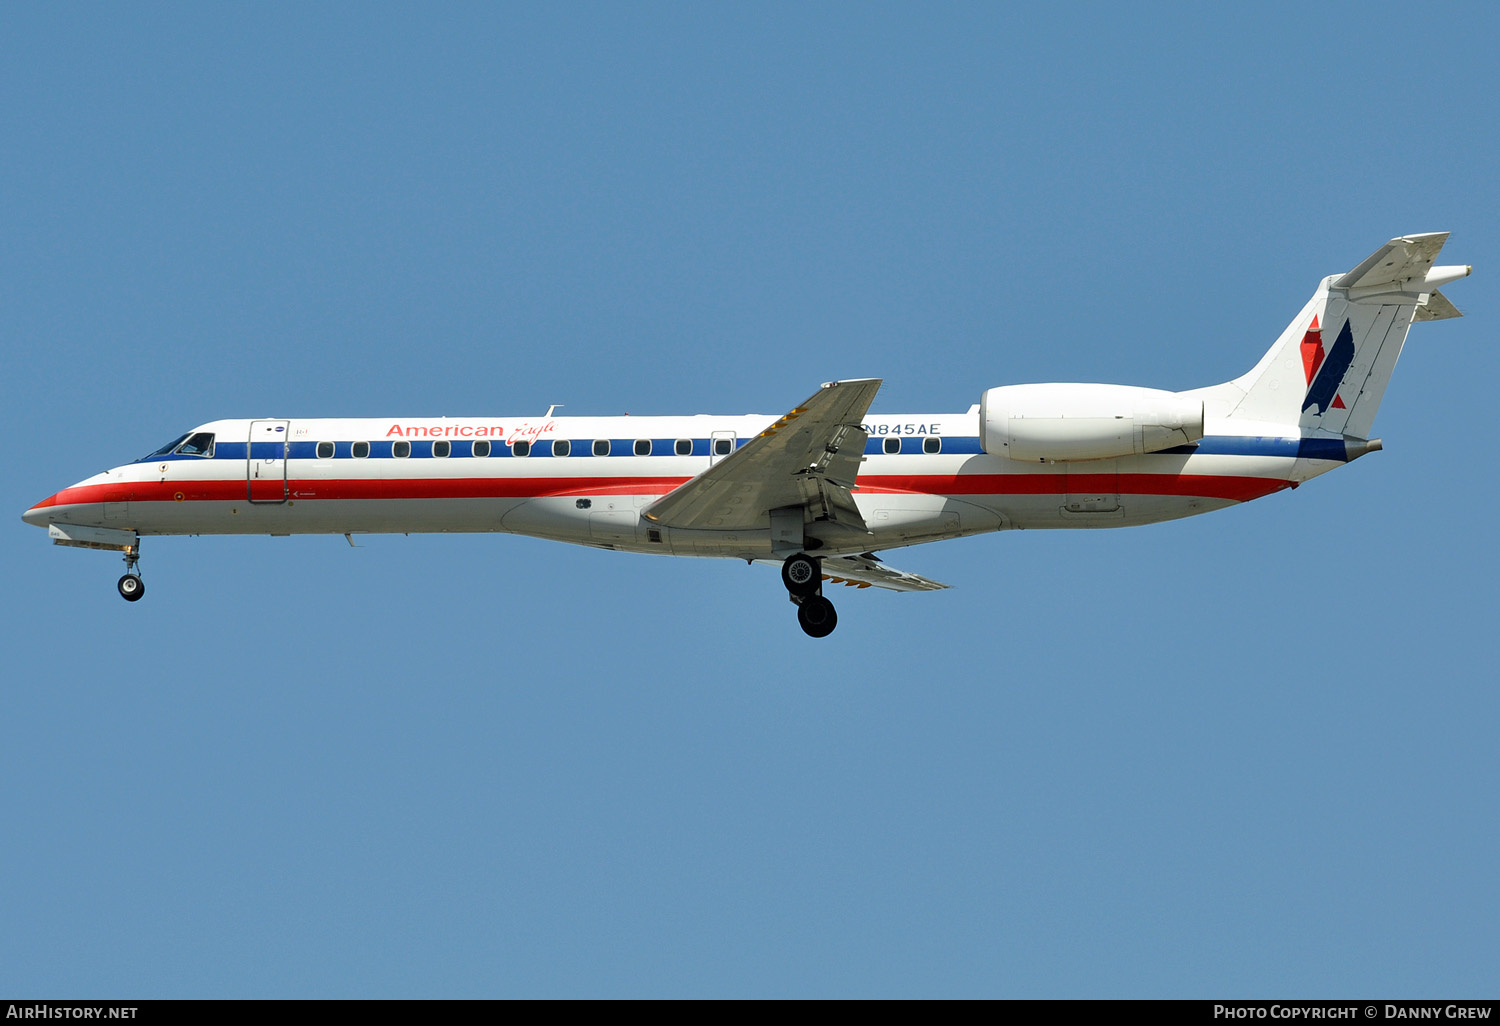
[117,543,144,602]
[783,552,836,637]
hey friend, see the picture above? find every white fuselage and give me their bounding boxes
[24,410,1346,560]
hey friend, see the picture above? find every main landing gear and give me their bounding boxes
[117,543,145,602]
[782,552,836,638]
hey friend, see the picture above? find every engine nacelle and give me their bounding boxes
[979,384,1205,462]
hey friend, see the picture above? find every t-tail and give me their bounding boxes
[1190,232,1470,445]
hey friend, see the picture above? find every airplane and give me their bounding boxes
[23,233,1470,637]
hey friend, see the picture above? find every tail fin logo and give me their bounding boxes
[1301,317,1355,415]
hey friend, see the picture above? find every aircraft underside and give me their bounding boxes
[26,459,1286,637]
[83,487,1249,549]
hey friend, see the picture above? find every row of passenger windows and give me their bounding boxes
[148,430,942,463]
[311,436,942,458]
[313,437,740,459]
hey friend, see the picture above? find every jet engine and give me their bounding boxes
[979,384,1205,462]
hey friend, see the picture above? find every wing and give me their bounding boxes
[642,378,880,536]
[815,552,951,592]
[754,552,950,592]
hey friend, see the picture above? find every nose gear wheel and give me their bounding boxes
[117,544,144,602]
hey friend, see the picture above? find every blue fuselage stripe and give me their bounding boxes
[136,434,1351,464]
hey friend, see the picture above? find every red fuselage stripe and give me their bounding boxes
[858,473,1289,501]
[33,471,1289,509]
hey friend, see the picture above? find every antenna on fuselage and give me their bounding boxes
[545,404,563,418]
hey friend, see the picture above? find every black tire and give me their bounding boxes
[797,595,837,638]
[118,574,145,602]
[780,553,821,597]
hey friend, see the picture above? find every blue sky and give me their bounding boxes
[3,2,1496,998]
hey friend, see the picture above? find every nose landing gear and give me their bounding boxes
[783,553,836,637]
[117,543,145,602]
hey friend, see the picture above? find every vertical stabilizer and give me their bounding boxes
[1194,233,1468,436]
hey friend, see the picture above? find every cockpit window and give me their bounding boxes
[145,434,191,459]
[175,432,215,457]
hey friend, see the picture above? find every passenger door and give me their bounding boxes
[247,420,289,503]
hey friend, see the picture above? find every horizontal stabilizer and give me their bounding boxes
[1334,232,1451,290]
[1415,289,1463,321]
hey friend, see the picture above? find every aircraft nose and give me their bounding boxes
[23,496,57,527]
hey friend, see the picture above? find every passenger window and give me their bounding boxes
[175,432,216,457]
[473,440,491,458]
[393,441,411,458]
[883,437,901,455]
[512,440,530,457]
[714,438,734,456]
[634,439,651,456]
[316,441,334,459]
[923,437,941,455]
[553,439,571,457]
[593,439,610,457]
[433,440,451,458]
[352,441,370,459]
[675,439,692,456]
